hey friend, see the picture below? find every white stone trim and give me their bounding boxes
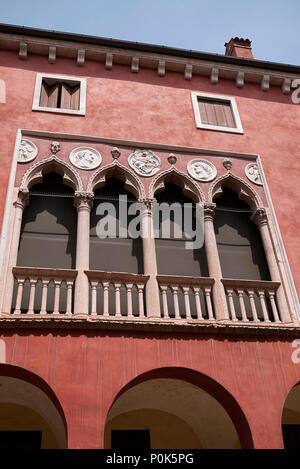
[21,128,258,159]
[0,130,21,309]
[257,155,300,319]
[191,92,244,134]
[32,73,86,115]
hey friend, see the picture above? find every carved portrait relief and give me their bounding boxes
[69,147,102,170]
[187,159,217,182]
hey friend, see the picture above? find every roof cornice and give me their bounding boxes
[0,23,299,92]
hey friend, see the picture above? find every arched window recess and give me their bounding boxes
[208,174,291,324]
[3,157,83,316]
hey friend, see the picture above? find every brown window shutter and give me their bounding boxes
[198,100,218,125]
[222,102,235,127]
[214,102,228,126]
[70,85,80,110]
[39,81,49,107]
[60,83,72,110]
[198,98,236,128]
[40,82,59,108]
[198,100,209,124]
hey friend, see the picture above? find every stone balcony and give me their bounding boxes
[1,266,298,336]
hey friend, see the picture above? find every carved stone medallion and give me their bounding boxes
[187,159,217,182]
[69,147,102,170]
[128,149,161,177]
[245,163,263,185]
[18,139,38,163]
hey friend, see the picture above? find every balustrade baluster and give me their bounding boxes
[160,285,169,319]
[226,288,238,322]
[14,277,25,314]
[203,287,214,320]
[171,286,180,319]
[257,289,270,323]
[126,283,133,318]
[247,289,259,322]
[28,278,37,314]
[268,290,281,323]
[137,283,145,317]
[114,282,122,317]
[90,281,98,316]
[66,280,73,315]
[182,286,191,319]
[192,286,203,320]
[53,279,62,314]
[40,279,49,314]
[102,281,110,317]
[236,289,248,322]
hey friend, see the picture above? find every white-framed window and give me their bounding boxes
[32,73,86,115]
[191,92,243,134]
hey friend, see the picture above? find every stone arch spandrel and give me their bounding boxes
[149,167,205,203]
[87,160,145,200]
[20,155,83,192]
[208,172,263,210]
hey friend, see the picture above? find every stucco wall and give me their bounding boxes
[0,50,299,294]
[0,330,299,449]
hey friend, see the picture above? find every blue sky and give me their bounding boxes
[1,0,299,65]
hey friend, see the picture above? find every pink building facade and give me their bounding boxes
[0,26,299,449]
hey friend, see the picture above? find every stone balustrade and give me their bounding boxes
[157,275,215,321]
[12,267,77,315]
[9,267,293,327]
[85,270,149,318]
[221,278,281,323]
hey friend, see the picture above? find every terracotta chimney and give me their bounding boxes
[224,37,253,59]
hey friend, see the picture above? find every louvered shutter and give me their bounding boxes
[39,81,59,108]
[198,99,236,127]
[60,83,80,110]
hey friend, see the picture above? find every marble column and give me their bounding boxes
[253,207,291,323]
[74,191,94,316]
[203,203,229,320]
[141,199,161,318]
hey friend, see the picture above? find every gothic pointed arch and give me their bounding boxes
[20,155,83,192]
[87,160,145,200]
[149,167,204,203]
[208,172,263,210]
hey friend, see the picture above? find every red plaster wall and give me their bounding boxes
[0,48,300,450]
[0,331,299,449]
[0,50,299,294]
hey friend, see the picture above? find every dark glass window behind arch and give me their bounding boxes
[17,172,77,269]
[214,187,270,280]
[155,182,208,277]
[90,178,143,274]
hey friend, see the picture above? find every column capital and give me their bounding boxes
[74,191,94,211]
[252,207,268,226]
[203,203,216,221]
[14,188,29,210]
[139,198,157,211]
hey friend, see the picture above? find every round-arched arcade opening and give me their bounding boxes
[0,365,67,449]
[282,383,300,449]
[104,368,253,449]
